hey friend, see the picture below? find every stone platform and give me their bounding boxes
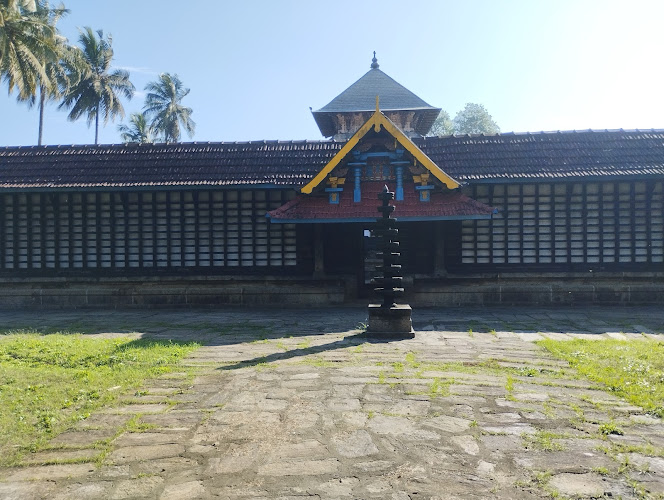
[0,306,663,499]
[366,303,414,338]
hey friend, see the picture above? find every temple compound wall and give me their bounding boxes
[0,179,661,307]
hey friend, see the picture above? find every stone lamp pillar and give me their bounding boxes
[367,186,414,338]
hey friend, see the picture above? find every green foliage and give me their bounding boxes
[0,332,197,465]
[453,103,500,135]
[59,27,135,144]
[117,112,155,144]
[522,430,566,451]
[598,421,624,436]
[429,377,452,397]
[392,361,404,373]
[404,351,418,366]
[427,103,500,136]
[0,0,65,100]
[296,338,311,349]
[143,72,195,143]
[427,109,453,136]
[538,338,664,418]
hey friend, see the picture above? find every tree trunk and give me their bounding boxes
[38,86,45,146]
[95,109,99,145]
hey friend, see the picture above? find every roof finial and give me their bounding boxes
[371,51,379,69]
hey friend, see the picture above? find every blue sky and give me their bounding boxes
[2,0,663,146]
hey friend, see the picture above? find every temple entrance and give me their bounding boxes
[316,221,451,299]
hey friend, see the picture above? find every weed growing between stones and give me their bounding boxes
[522,430,567,452]
[295,338,312,349]
[599,421,624,436]
[514,470,559,498]
[428,377,452,397]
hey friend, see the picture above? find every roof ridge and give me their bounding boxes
[0,139,342,151]
[418,128,664,140]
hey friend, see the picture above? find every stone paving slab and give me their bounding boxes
[0,306,662,499]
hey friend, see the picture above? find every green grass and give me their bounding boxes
[522,430,567,451]
[598,421,624,436]
[0,332,198,466]
[538,338,664,418]
[429,377,452,397]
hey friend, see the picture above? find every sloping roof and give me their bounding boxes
[0,141,343,189]
[312,67,441,137]
[417,130,664,181]
[0,129,663,190]
[315,68,437,113]
[268,181,496,223]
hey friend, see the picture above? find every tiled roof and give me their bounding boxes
[417,129,664,181]
[0,141,344,189]
[0,129,663,190]
[267,181,496,222]
[312,67,440,137]
[314,68,438,113]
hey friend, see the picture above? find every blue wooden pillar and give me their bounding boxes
[325,187,343,204]
[353,167,362,202]
[395,166,404,201]
[415,185,434,201]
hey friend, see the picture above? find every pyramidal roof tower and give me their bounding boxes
[312,53,441,141]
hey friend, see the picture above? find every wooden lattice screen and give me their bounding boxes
[459,180,664,271]
[0,189,297,272]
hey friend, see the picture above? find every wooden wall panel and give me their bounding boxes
[459,180,664,271]
[0,189,298,274]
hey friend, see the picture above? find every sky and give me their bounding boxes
[2,0,664,147]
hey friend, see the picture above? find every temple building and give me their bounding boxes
[0,56,663,306]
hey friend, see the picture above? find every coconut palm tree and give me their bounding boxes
[0,0,62,100]
[15,2,77,145]
[143,73,195,143]
[59,27,134,144]
[117,112,154,144]
[32,40,78,144]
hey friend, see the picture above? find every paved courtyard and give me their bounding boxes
[0,306,663,499]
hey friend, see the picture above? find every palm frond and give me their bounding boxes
[142,72,195,143]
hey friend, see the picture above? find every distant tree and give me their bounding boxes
[117,112,154,144]
[143,73,195,143]
[452,103,500,135]
[427,103,500,137]
[59,27,135,144]
[0,0,63,101]
[427,110,453,136]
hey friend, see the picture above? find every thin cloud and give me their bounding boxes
[114,66,159,76]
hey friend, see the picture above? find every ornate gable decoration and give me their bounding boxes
[301,99,460,198]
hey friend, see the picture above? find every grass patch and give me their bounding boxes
[429,377,453,397]
[538,338,664,418]
[404,351,418,366]
[522,430,566,451]
[598,421,624,436]
[296,338,312,349]
[0,332,198,466]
